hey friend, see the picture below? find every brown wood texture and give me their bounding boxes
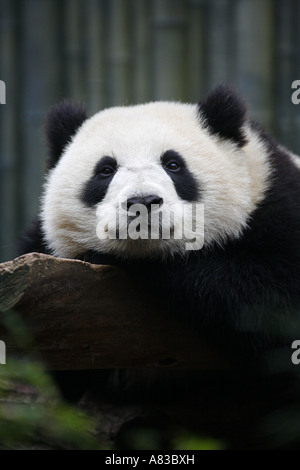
[0,253,228,371]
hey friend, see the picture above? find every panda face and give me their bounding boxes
[41,91,271,259]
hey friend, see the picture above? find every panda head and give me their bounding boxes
[41,85,270,260]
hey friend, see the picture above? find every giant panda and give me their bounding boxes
[19,85,300,403]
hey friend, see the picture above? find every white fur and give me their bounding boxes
[41,101,272,259]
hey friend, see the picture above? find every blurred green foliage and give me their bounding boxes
[0,358,103,450]
[118,425,225,450]
[0,308,103,449]
[173,432,225,450]
[0,308,226,450]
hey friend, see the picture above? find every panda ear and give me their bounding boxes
[45,100,87,170]
[198,84,247,147]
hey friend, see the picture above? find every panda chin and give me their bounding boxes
[102,237,186,261]
[93,215,186,260]
[77,237,187,264]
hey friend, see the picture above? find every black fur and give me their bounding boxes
[81,156,118,207]
[45,100,87,170]
[198,84,247,147]
[17,216,50,256]
[161,150,200,202]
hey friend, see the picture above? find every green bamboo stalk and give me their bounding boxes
[85,0,106,113]
[186,0,208,102]
[290,0,300,154]
[132,0,152,103]
[273,0,291,143]
[0,0,19,262]
[151,0,188,101]
[63,0,86,101]
[20,0,62,227]
[234,0,274,128]
[106,0,134,106]
[206,0,233,88]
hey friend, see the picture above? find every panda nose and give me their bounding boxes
[126,195,163,211]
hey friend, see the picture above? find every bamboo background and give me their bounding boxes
[0,0,300,262]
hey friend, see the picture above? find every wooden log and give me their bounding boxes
[0,253,228,371]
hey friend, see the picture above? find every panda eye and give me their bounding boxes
[98,166,115,177]
[165,161,180,172]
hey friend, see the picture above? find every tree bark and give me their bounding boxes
[0,253,228,371]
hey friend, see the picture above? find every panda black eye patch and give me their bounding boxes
[161,150,201,202]
[94,156,118,177]
[81,156,117,207]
